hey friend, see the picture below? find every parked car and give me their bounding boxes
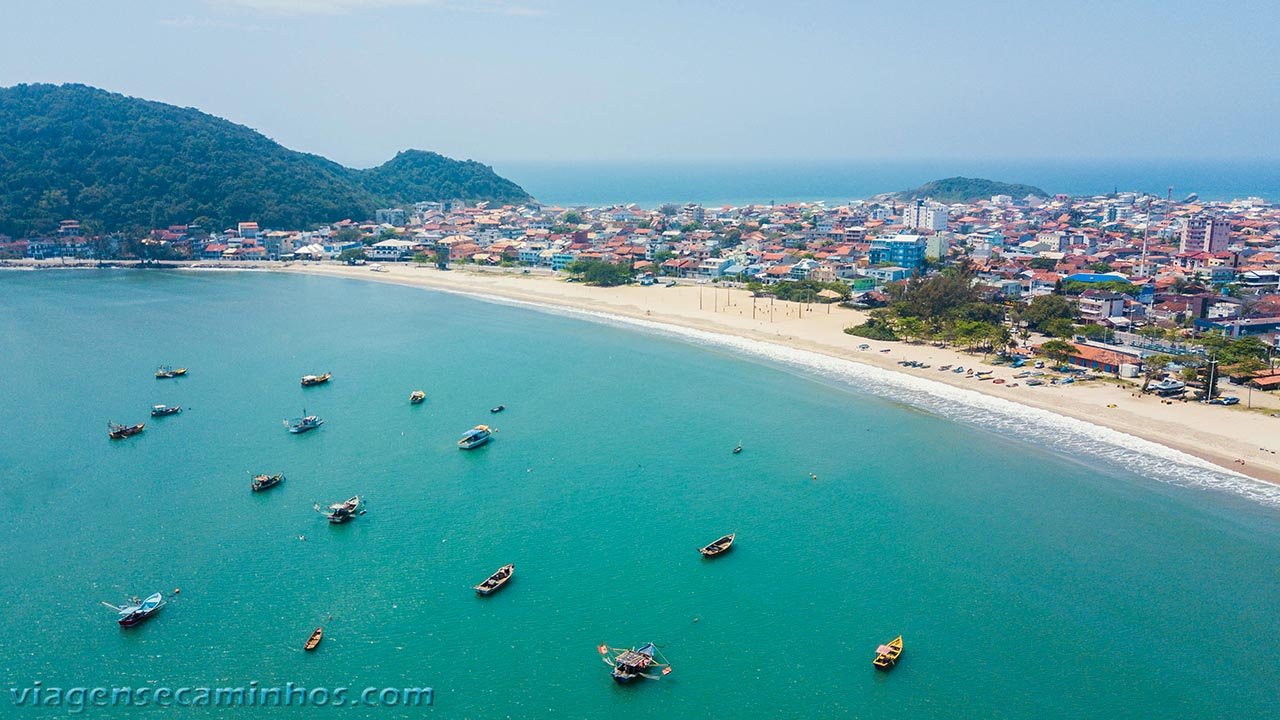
[1208,396,1240,406]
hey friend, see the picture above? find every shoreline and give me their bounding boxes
[273,262,1280,490]
[11,259,1280,490]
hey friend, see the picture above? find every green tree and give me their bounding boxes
[337,247,366,263]
[564,259,634,287]
[1041,317,1075,338]
[1022,294,1077,330]
[1039,339,1077,364]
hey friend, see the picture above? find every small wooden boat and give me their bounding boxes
[474,564,514,595]
[490,405,505,413]
[104,592,165,627]
[992,378,1006,385]
[873,635,903,670]
[108,421,145,440]
[155,365,187,379]
[301,372,332,387]
[599,642,671,683]
[304,627,323,651]
[316,496,362,523]
[939,364,952,371]
[252,473,284,492]
[150,404,182,417]
[409,390,426,404]
[699,533,735,557]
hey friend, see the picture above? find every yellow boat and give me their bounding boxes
[873,635,903,670]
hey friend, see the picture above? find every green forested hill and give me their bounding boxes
[0,84,530,235]
[896,176,1048,203]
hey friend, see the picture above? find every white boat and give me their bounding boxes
[457,425,493,449]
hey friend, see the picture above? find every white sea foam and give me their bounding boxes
[387,278,1280,508]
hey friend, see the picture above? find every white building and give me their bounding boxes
[900,199,949,231]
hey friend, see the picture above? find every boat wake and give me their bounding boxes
[373,278,1280,509]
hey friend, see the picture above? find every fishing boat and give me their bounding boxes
[150,404,181,417]
[251,473,284,492]
[490,405,505,413]
[409,390,426,404]
[938,364,952,371]
[732,442,742,454]
[287,410,324,434]
[155,365,187,379]
[457,425,493,449]
[316,495,363,523]
[873,635,903,670]
[108,421,145,439]
[992,378,1006,385]
[699,533,735,557]
[304,627,324,651]
[301,372,332,387]
[474,564,515,595]
[598,642,672,683]
[105,592,166,627]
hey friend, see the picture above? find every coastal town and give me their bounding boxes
[8,186,1279,403]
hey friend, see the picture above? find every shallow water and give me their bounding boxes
[2,270,1278,719]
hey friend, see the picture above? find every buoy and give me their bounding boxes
[173,588,181,595]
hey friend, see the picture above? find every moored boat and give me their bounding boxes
[699,533,735,557]
[108,421,145,439]
[457,424,493,449]
[599,642,671,683]
[410,390,426,404]
[474,564,515,595]
[287,410,324,434]
[150,404,181,417]
[155,365,187,379]
[490,404,505,413]
[301,372,332,387]
[105,592,166,627]
[252,473,284,492]
[732,442,743,454]
[873,635,903,670]
[316,496,363,523]
[304,627,324,651]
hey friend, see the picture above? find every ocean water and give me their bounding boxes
[495,159,1280,207]
[2,270,1280,719]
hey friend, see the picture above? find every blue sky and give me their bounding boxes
[1,0,1276,167]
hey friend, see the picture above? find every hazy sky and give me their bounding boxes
[1,0,1277,167]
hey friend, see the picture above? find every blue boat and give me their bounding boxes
[108,592,165,627]
[457,425,493,449]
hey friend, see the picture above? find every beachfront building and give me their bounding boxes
[365,238,417,261]
[1077,290,1127,324]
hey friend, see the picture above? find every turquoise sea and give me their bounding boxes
[496,159,1280,207]
[3,270,1280,719]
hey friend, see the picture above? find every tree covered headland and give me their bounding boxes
[0,83,531,236]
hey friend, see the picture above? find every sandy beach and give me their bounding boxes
[263,261,1280,487]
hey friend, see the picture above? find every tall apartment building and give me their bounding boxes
[900,199,949,231]
[1180,214,1231,253]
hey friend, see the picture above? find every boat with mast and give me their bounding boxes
[598,642,672,683]
[150,404,181,417]
[301,372,332,387]
[155,365,187,379]
[251,473,284,492]
[473,564,514,595]
[286,410,324,434]
[873,635,904,670]
[104,592,166,627]
[315,496,363,523]
[699,533,735,557]
[108,421,145,439]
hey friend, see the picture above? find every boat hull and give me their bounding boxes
[458,435,492,450]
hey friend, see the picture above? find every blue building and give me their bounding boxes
[868,235,926,270]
